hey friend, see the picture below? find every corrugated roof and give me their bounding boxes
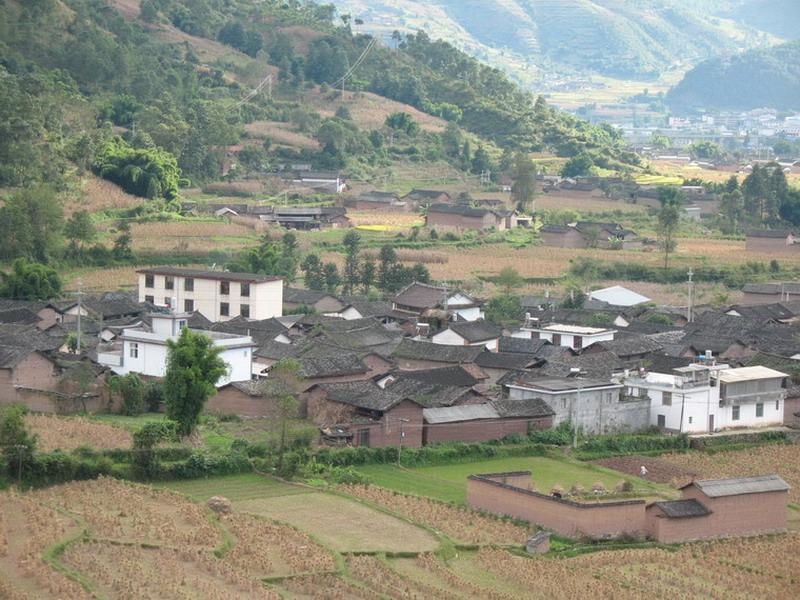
[688,474,790,497]
[423,404,499,424]
[717,366,787,383]
[654,499,711,519]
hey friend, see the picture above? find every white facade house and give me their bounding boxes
[98,313,255,387]
[137,268,283,322]
[624,364,787,433]
[431,320,501,350]
[512,323,616,350]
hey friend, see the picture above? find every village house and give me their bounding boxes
[741,282,800,305]
[422,398,554,444]
[344,191,407,211]
[392,281,483,322]
[624,364,787,432]
[288,171,346,193]
[540,222,639,249]
[425,203,515,231]
[512,322,616,350]
[97,312,254,387]
[431,320,503,350]
[282,287,346,315]
[745,229,798,253]
[137,267,283,322]
[259,206,351,229]
[391,338,485,370]
[588,285,651,307]
[401,189,451,207]
[502,374,648,434]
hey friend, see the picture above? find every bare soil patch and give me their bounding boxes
[592,455,697,485]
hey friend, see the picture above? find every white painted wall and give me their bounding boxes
[139,274,283,321]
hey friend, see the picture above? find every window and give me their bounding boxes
[144,274,154,288]
[572,335,582,349]
[552,333,561,346]
[220,281,230,295]
[164,297,171,308]
[165,276,174,290]
[184,299,194,313]
[756,402,764,417]
[357,428,370,447]
[657,414,666,428]
[129,343,139,358]
[185,278,194,292]
[220,302,229,317]
[145,295,154,304]
[240,303,250,318]
[241,283,250,297]
[732,405,740,420]
[776,400,781,411]
[662,391,672,406]
[178,320,187,330]
[688,416,693,424]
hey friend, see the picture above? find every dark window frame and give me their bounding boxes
[144,274,154,288]
[185,278,194,292]
[184,299,194,313]
[240,303,250,318]
[241,282,250,297]
[220,302,230,317]
[220,281,230,295]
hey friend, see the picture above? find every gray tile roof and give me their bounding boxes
[447,320,502,343]
[0,344,37,369]
[654,499,711,519]
[283,287,339,305]
[497,337,553,356]
[255,341,301,361]
[746,229,795,238]
[298,353,368,378]
[393,282,450,310]
[392,338,484,363]
[395,366,482,387]
[492,397,554,418]
[688,474,790,497]
[596,335,664,357]
[475,351,540,370]
[0,308,42,325]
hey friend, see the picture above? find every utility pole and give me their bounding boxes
[397,418,410,466]
[687,268,694,324]
[74,282,85,354]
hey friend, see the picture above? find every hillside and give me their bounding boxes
[0,0,639,200]
[327,0,785,82]
[667,40,800,111]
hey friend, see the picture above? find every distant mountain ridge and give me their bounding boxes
[329,0,797,82]
[667,40,800,112]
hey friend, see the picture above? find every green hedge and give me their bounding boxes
[574,433,690,460]
[313,441,548,468]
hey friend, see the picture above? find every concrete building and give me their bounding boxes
[512,322,616,350]
[624,364,787,433]
[502,375,648,434]
[98,312,255,387]
[137,267,283,322]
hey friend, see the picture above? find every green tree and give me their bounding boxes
[485,294,522,325]
[109,373,147,416]
[302,254,326,291]
[561,152,595,177]
[112,220,135,261]
[657,186,683,270]
[385,112,419,136]
[64,210,96,255]
[0,258,61,300]
[342,230,361,295]
[0,405,37,480]
[743,164,769,221]
[511,153,537,213]
[323,262,341,294]
[471,145,492,175]
[164,328,227,437]
[261,359,303,473]
[0,186,63,263]
[720,189,744,234]
[378,245,399,291]
[496,266,524,295]
[93,136,182,200]
[360,255,376,294]
[132,420,178,478]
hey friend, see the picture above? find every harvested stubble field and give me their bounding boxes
[63,263,207,292]
[126,220,257,253]
[244,121,321,150]
[25,415,132,452]
[69,175,143,214]
[347,210,425,229]
[661,444,800,505]
[0,477,335,599]
[537,190,648,213]
[339,484,529,544]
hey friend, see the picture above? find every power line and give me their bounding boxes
[331,37,377,92]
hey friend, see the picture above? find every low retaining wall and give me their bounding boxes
[467,472,647,539]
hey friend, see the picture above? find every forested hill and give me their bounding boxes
[667,40,800,112]
[0,0,638,197]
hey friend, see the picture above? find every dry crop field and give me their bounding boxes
[25,415,132,452]
[124,220,257,254]
[244,121,321,151]
[4,474,798,598]
[661,444,800,505]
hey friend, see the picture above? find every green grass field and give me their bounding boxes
[357,454,673,504]
[159,473,308,502]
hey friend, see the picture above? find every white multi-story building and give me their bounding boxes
[512,322,616,350]
[98,313,255,386]
[137,267,283,322]
[623,364,787,433]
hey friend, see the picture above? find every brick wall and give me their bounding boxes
[679,485,788,539]
[784,395,800,427]
[351,400,424,448]
[423,416,552,445]
[540,229,587,248]
[467,474,648,539]
[426,212,497,231]
[207,387,273,418]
